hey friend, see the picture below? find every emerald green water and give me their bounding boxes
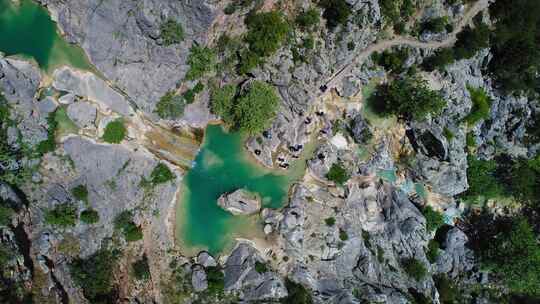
[177,125,309,254]
[0,0,91,71]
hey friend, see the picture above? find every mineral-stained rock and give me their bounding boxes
[217,189,261,216]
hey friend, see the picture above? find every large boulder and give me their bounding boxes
[217,189,261,216]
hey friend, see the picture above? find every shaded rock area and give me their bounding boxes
[217,189,261,215]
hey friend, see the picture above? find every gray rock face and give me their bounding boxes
[191,265,208,292]
[435,228,475,278]
[67,101,97,128]
[217,189,261,215]
[197,251,217,268]
[38,0,219,114]
[351,114,372,145]
[224,243,288,301]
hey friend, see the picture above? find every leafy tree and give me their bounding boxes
[234,81,280,134]
[372,48,410,74]
[206,266,224,294]
[150,163,175,185]
[160,19,184,46]
[281,279,312,304]
[114,211,143,242]
[155,91,185,119]
[422,206,445,232]
[80,209,99,224]
[254,261,268,274]
[402,258,427,281]
[245,11,290,58]
[71,184,88,203]
[482,217,540,296]
[463,86,491,125]
[506,158,540,206]
[182,82,205,104]
[186,45,216,80]
[371,75,446,121]
[318,0,352,28]
[132,255,151,281]
[421,16,450,33]
[44,203,78,227]
[380,0,415,27]
[70,247,118,302]
[453,22,490,60]
[210,84,237,125]
[326,163,350,185]
[422,48,455,71]
[296,8,320,29]
[102,119,127,144]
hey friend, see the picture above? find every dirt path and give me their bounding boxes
[322,0,491,93]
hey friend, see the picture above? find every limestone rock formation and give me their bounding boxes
[217,189,261,216]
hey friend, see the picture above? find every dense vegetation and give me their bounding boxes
[206,266,225,294]
[371,75,446,121]
[426,239,440,263]
[488,0,540,94]
[402,258,427,281]
[71,184,88,203]
[186,45,216,80]
[463,87,491,125]
[372,48,410,74]
[44,203,78,227]
[240,11,290,73]
[80,209,100,224]
[421,206,445,232]
[0,199,13,226]
[102,119,127,144]
[295,8,320,30]
[150,163,175,185]
[114,211,143,242]
[70,247,118,303]
[318,0,352,29]
[281,279,312,304]
[155,91,185,119]
[421,16,450,34]
[380,0,415,32]
[326,163,350,185]
[160,19,184,46]
[132,255,151,281]
[210,81,279,134]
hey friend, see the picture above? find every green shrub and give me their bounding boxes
[482,217,540,296]
[281,279,312,304]
[210,84,237,125]
[371,75,446,121]
[151,163,175,185]
[325,217,336,227]
[465,132,476,148]
[453,23,490,60]
[339,229,348,241]
[462,156,504,201]
[422,48,455,71]
[326,163,350,185]
[443,127,454,141]
[70,248,118,302]
[71,184,88,203]
[254,261,268,274]
[206,266,224,294]
[102,119,127,144]
[402,258,427,281]
[186,45,216,80]
[80,209,99,224]
[319,0,352,28]
[426,239,440,263]
[380,0,415,26]
[114,211,143,242]
[44,203,78,227]
[0,200,13,226]
[182,82,205,104]
[160,19,184,45]
[234,81,280,134]
[296,8,320,29]
[132,255,151,281]
[422,206,445,232]
[421,16,449,33]
[506,158,540,206]
[37,111,58,155]
[434,274,460,304]
[155,91,185,119]
[373,48,410,74]
[463,86,491,125]
[245,11,290,59]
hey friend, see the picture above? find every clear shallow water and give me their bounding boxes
[177,125,309,255]
[0,0,91,71]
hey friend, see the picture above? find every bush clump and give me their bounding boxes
[281,279,312,304]
[326,163,350,185]
[37,111,58,155]
[296,8,320,29]
[206,266,225,294]
[234,81,280,134]
[318,0,352,29]
[70,247,118,302]
[402,258,428,281]
[422,206,445,232]
[371,75,446,121]
[45,203,78,227]
[186,45,216,80]
[0,200,13,226]
[422,48,455,71]
[114,211,143,242]
[453,22,490,60]
[160,19,184,46]
[421,16,450,33]
[254,261,268,274]
[71,184,88,203]
[463,86,491,125]
[80,209,100,224]
[132,255,151,281]
[155,91,186,119]
[102,119,127,144]
[380,0,415,28]
[150,163,175,185]
[210,84,237,126]
[426,239,440,263]
[324,217,336,227]
[462,156,504,201]
[372,48,410,74]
